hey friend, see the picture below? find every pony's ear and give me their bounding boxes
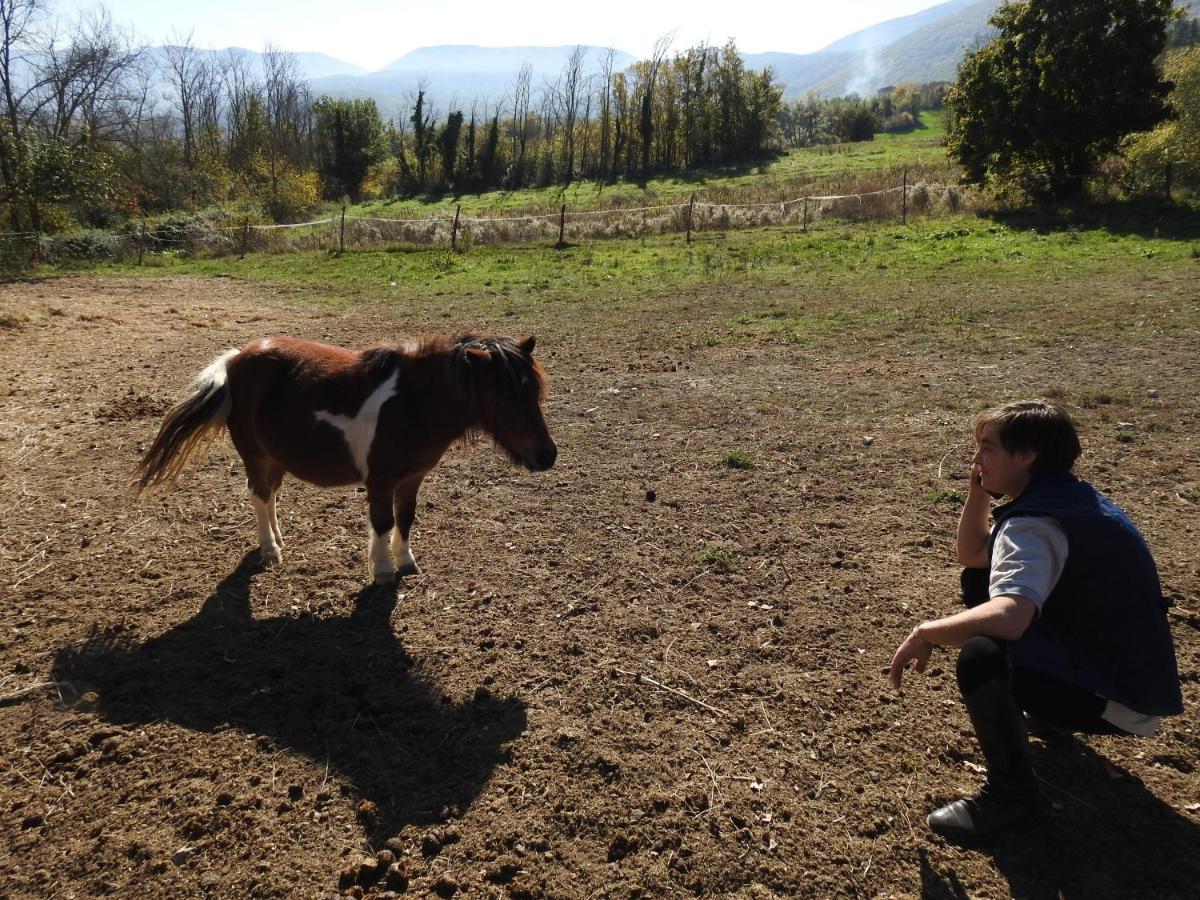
[464,346,491,365]
[519,335,536,357]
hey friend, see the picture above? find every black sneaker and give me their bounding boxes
[927,778,1039,840]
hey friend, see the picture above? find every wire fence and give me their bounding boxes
[2,175,978,270]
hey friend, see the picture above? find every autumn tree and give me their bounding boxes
[947,0,1174,201]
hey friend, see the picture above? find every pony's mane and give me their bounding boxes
[406,334,547,401]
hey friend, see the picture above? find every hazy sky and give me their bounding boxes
[55,0,943,71]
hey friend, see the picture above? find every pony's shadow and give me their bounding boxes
[51,553,526,839]
[919,736,1200,899]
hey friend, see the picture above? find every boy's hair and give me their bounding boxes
[974,400,1081,474]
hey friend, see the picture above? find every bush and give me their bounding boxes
[40,229,128,262]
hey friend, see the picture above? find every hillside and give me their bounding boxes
[812,0,1000,95]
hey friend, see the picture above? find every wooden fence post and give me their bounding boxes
[902,169,908,225]
[451,203,461,249]
[339,203,347,254]
[556,204,567,249]
[687,193,695,244]
[802,197,809,232]
[1165,161,1173,201]
[138,214,147,266]
[239,216,249,259]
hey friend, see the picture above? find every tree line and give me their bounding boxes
[0,0,946,233]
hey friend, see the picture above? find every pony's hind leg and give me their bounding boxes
[245,459,285,566]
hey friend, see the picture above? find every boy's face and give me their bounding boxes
[972,422,1036,498]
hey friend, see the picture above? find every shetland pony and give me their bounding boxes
[133,334,556,583]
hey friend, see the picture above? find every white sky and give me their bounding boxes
[55,0,943,71]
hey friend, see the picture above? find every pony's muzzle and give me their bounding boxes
[528,442,558,471]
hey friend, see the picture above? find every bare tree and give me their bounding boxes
[639,32,673,173]
[596,47,616,178]
[0,0,45,228]
[509,63,531,182]
[35,6,141,141]
[261,43,310,212]
[164,30,207,165]
[556,44,587,182]
[220,48,260,163]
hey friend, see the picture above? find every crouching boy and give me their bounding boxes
[889,400,1182,840]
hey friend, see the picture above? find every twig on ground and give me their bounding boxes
[0,681,72,704]
[693,749,723,807]
[613,667,729,717]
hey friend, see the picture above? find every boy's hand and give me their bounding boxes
[967,462,986,493]
[889,628,934,690]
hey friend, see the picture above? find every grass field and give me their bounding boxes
[63,200,1200,353]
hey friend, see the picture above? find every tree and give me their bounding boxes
[947,0,1174,201]
[1123,45,1200,195]
[312,97,386,202]
[438,109,463,192]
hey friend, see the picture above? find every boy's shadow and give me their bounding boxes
[920,735,1200,899]
[51,552,526,840]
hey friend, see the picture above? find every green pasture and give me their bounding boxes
[67,199,1200,357]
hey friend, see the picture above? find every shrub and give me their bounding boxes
[39,229,128,262]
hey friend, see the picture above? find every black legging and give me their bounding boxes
[958,569,1121,736]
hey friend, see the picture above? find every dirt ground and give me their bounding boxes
[1,274,1198,899]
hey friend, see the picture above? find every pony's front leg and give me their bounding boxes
[366,481,397,585]
[391,474,425,577]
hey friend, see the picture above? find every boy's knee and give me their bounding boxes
[956,635,1008,695]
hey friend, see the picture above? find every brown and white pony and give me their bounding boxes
[132,334,556,583]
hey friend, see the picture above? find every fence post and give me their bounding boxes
[339,203,347,254]
[687,193,695,244]
[1165,160,1173,202]
[138,214,147,266]
[802,197,809,232]
[902,169,908,225]
[556,204,567,249]
[451,203,461,250]
[239,216,249,259]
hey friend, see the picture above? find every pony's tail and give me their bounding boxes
[130,349,238,497]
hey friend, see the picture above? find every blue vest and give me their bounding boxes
[990,472,1183,716]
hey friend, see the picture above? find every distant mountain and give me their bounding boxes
[812,0,1001,96]
[745,0,999,99]
[144,45,366,82]
[312,45,637,119]
[380,45,635,75]
[819,0,983,53]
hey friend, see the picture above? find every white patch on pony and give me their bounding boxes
[250,492,282,564]
[313,369,399,481]
[258,338,273,351]
[390,529,417,572]
[197,348,239,390]
[369,525,396,582]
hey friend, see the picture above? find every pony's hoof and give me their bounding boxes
[373,570,397,586]
[397,561,421,577]
[260,547,283,566]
